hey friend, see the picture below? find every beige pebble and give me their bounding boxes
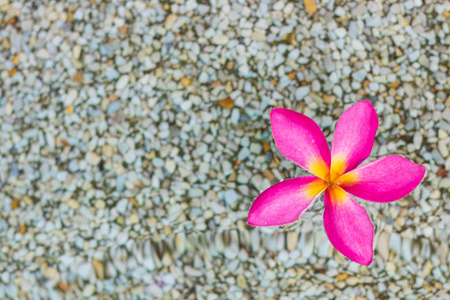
[92,259,104,280]
[86,152,101,165]
[287,231,299,251]
[180,77,192,88]
[346,276,359,286]
[165,14,177,29]
[323,94,336,104]
[73,45,82,59]
[237,274,246,288]
[102,145,114,157]
[95,200,105,209]
[336,273,348,281]
[67,199,79,210]
[130,213,139,224]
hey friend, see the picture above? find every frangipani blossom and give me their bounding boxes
[248,100,426,265]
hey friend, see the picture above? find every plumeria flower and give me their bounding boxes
[248,101,426,265]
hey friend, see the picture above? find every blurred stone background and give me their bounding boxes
[0,0,449,299]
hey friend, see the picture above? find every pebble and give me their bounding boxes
[102,145,114,157]
[83,284,95,297]
[67,199,80,210]
[107,101,121,114]
[237,274,246,288]
[180,77,192,88]
[212,35,229,45]
[116,199,129,214]
[86,152,101,165]
[346,276,359,286]
[295,86,310,100]
[303,0,317,16]
[116,75,129,90]
[124,151,136,164]
[224,189,240,206]
[117,232,129,245]
[218,97,234,109]
[165,160,176,174]
[77,263,92,281]
[352,69,367,82]
[105,67,119,81]
[165,14,177,29]
[95,200,105,209]
[323,95,336,104]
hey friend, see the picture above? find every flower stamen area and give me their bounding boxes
[329,156,347,183]
[323,172,358,188]
[326,185,348,204]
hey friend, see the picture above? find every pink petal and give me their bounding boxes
[330,100,378,182]
[248,176,327,227]
[337,155,426,203]
[271,108,331,179]
[323,186,374,265]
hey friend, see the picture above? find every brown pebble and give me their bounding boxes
[336,273,348,281]
[19,224,26,234]
[263,141,271,152]
[437,169,448,177]
[66,10,74,22]
[58,281,70,293]
[445,95,450,107]
[118,25,128,34]
[218,97,234,109]
[211,81,221,88]
[11,199,20,209]
[263,169,275,181]
[129,197,139,208]
[363,80,370,88]
[12,52,21,66]
[92,258,105,280]
[423,285,432,292]
[323,95,335,104]
[65,105,74,115]
[109,93,119,101]
[273,155,280,166]
[2,38,11,49]
[390,81,400,88]
[73,72,84,83]
[402,18,409,27]
[303,0,317,16]
[180,77,192,88]
[6,17,18,26]
[233,159,241,169]
[287,71,297,80]
[282,30,296,44]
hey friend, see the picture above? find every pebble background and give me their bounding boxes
[0,0,449,299]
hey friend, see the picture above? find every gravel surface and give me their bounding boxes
[0,0,449,299]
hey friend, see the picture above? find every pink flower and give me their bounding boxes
[247,101,426,265]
